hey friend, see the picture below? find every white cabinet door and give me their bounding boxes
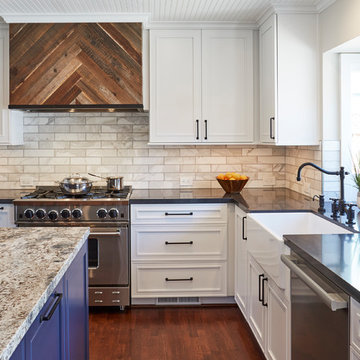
[234,206,248,317]
[248,255,266,351]
[149,30,201,143]
[259,13,319,146]
[202,30,253,143]
[266,280,289,360]
[259,14,277,144]
[0,204,15,227]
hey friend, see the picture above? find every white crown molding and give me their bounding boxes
[1,12,151,25]
[147,21,258,30]
[256,5,275,26]
[315,0,337,13]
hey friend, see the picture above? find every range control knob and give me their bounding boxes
[48,210,58,221]
[60,209,71,219]
[24,208,35,219]
[108,208,119,219]
[72,208,82,219]
[97,208,107,219]
[35,209,46,219]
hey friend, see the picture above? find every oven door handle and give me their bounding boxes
[90,231,121,236]
[281,255,348,311]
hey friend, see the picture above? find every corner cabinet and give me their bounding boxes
[259,13,319,145]
[0,25,23,145]
[10,240,88,360]
[149,29,254,144]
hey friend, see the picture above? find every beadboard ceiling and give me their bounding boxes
[0,0,335,24]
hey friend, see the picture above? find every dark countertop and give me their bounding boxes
[130,187,317,212]
[284,233,360,302]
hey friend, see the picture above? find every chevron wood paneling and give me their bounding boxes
[9,23,142,106]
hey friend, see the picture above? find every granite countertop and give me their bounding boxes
[0,227,90,360]
[284,233,360,302]
[130,187,318,212]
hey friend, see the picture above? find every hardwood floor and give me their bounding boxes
[89,306,265,360]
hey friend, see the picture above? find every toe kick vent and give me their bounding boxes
[156,297,201,305]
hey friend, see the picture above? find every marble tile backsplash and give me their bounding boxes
[0,112,320,195]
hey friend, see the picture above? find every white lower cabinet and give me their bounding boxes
[0,203,15,227]
[248,255,267,351]
[235,206,248,316]
[247,254,289,360]
[351,298,360,356]
[130,203,228,299]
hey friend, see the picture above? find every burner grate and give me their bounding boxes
[21,186,131,200]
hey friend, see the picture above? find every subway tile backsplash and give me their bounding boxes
[0,113,320,196]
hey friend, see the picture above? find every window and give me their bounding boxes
[340,54,360,201]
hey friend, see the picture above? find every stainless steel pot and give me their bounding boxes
[58,174,93,195]
[88,173,124,192]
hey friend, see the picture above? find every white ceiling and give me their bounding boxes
[0,0,335,23]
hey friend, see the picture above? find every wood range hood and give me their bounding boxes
[9,22,143,112]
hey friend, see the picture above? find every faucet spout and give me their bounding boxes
[296,162,339,181]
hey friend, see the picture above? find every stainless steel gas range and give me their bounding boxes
[14,186,132,309]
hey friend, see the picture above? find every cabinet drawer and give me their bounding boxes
[131,224,227,261]
[351,298,360,352]
[132,263,227,297]
[131,204,227,224]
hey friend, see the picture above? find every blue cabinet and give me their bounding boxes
[9,240,88,360]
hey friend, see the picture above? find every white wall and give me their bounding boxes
[320,0,360,53]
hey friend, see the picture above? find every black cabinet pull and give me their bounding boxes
[165,241,193,245]
[40,293,62,322]
[165,277,193,282]
[196,120,199,140]
[258,274,264,303]
[270,117,275,140]
[204,120,208,140]
[262,277,268,307]
[165,212,193,216]
[242,216,247,240]
[0,207,4,210]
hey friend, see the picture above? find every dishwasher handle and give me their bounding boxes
[281,254,348,312]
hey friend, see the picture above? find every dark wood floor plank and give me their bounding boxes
[89,306,265,360]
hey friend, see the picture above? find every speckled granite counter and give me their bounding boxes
[130,187,317,212]
[0,227,90,360]
[284,233,360,302]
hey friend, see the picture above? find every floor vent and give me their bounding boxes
[156,297,201,305]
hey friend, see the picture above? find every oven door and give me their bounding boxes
[88,226,128,286]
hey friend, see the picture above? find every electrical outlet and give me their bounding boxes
[180,176,193,187]
[20,176,34,187]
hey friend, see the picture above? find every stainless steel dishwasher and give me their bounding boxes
[281,253,349,360]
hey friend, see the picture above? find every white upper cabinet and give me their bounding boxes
[259,13,319,145]
[0,25,23,145]
[149,28,254,144]
[150,30,201,143]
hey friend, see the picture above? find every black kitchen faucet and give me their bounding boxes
[296,162,349,216]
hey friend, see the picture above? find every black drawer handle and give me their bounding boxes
[165,277,193,282]
[165,212,193,216]
[258,274,264,303]
[262,277,268,307]
[0,207,4,210]
[196,120,199,140]
[40,293,62,322]
[165,241,194,245]
[204,120,208,140]
[270,117,275,140]
[242,216,247,240]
